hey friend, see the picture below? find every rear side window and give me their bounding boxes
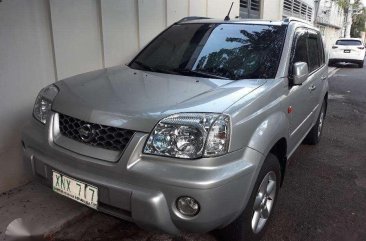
[336,40,362,46]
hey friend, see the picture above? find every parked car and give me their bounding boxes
[328,38,365,68]
[22,17,328,241]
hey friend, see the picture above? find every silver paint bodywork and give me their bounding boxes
[21,19,328,234]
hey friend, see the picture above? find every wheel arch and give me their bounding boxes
[246,111,289,186]
[268,138,287,186]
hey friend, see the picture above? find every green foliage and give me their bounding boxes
[351,7,366,37]
[337,0,349,10]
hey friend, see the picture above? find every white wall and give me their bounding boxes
[101,0,140,67]
[50,0,104,79]
[261,0,284,20]
[0,0,56,192]
[0,0,239,192]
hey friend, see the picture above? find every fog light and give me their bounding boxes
[176,196,200,217]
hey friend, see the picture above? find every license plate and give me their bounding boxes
[52,171,98,209]
[344,50,351,53]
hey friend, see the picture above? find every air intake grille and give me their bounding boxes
[58,113,135,152]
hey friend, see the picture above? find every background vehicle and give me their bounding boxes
[329,38,366,68]
[22,17,328,241]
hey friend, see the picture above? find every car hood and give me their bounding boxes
[53,66,266,132]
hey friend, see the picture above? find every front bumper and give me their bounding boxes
[21,115,264,234]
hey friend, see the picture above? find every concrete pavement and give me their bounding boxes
[0,182,90,241]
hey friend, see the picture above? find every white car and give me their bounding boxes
[329,38,365,68]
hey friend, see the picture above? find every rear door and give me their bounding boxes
[307,30,327,123]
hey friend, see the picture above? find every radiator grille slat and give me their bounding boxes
[58,113,135,152]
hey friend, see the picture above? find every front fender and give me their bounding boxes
[247,111,289,156]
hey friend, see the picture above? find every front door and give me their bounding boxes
[287,28,315,152]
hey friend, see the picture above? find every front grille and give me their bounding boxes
[58,113,135,152]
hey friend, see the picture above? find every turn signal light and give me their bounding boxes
[332,46,338,49]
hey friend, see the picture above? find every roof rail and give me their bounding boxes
[283,17,313,25]
[177,16,211,23]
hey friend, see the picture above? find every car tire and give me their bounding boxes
[216,153,281,241]
[328,60,334,67]
[303,101,326,145]
[358,60,364,68]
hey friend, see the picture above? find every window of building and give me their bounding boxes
[283,0,313,22]
[240,0,260,19]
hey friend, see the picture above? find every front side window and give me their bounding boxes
[292,30,308,65]
[290,29,324,76]
[130,23,287,80]
[307,35,320,72]
[317,33,325,65]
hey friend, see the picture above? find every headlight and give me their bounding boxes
[33,84,59,124]
[143,113,230,159]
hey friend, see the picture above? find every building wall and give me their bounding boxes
[261,0,283,20]
[261,0,314,21]
[317,0,344,53]
[0,0,239,193]
[0,0,56,192]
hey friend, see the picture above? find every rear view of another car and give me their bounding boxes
[329,38,365,68]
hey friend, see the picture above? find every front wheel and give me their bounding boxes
[217,154,281,241]
[358,60,364,68]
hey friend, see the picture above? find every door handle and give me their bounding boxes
[309,85,317,91]
[321,76,327,80]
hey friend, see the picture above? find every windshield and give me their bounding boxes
[129,23,286,80]
[336,40,362,46]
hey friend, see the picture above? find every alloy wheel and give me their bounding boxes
[251,171,277,234]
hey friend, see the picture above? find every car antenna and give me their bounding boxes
[224,2,234,21]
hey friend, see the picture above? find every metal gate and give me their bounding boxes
[240,0,261,19]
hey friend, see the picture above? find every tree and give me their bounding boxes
[336,0,365,37]
[351,9,366,37]
[350,0,366,37]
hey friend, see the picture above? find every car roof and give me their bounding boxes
[178,18,284,26]
[178,17,316,29]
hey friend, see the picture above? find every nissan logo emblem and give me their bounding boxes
[78,124,95,142]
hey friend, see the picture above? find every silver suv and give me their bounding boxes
[22,18,328,241]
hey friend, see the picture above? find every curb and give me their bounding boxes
[0,182,92,241]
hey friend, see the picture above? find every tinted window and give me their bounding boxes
[292,31,308,65]
[317,34,325,65]
[130,23,287,80]
[336,40,362,46]
[307,35,320,72]
[192,24,286,79]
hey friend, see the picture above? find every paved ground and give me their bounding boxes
[0,182,90,241]
[2,64,364,241]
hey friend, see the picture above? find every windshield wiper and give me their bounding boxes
[132,61,155,71]
[174,68,229,80]
[133,61,176,75]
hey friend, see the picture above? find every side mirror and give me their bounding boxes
[292,62,309,85]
